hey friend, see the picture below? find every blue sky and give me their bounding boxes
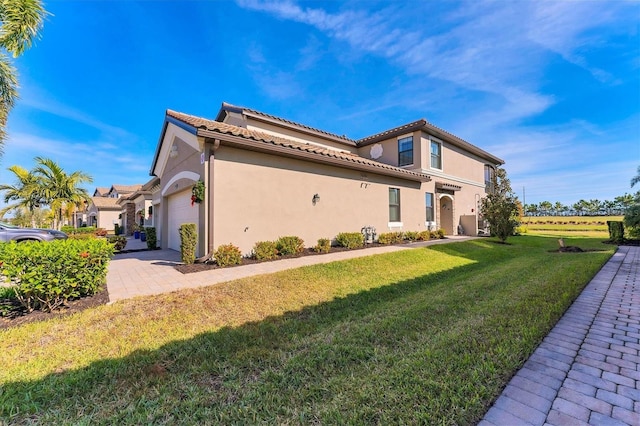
[1,0,638,207]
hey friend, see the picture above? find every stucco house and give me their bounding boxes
[149,102,504,257]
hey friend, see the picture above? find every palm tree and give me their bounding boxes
[0,0,48,153]
[32,157,92,229]
[0,164,42,225]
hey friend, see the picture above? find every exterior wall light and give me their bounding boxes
[312,193,320,205]
[170,145,178,158]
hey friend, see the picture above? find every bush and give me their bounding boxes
[253,240,279,260]
[0,239,113,313]
[378,232,404,245]
[607,221,625,243]
[114,223,120,236]
[417,230,431,241]
[335,232,364,249]
[61,226,97,235]
[95,228,108,237]
[107,235,127,251]
[68,233,98,240]
[145,227,157,250]
[214,243,242,267]
[314,238,331,253]
[515,225,528,235]
[437,228,446,239]
[180,223,198,264]
[404,231,419,242]
[276,236,304,255]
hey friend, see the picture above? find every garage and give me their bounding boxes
[167,188,199,252]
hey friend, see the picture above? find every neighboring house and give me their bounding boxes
[87,196,120,231]
[119,178,159,234]
[93,187,110,197]
[150,102,504,256]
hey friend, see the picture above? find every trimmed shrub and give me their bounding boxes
[314,238,331,253]
[114,223,120,236]
[145,227,157,250]
[335,232,364,249]
[378,232,404,245]
[0,239,114,313]
[404,231,419,242]
[95,228,108,237]
[253,240,279,260]
[417,230,431,241]
[276,236,305,255]
[107,235,127,251]
[62,226,97,235]
[214,243,242,267]
[68,233,98,240]
[179,223,197,264]
[607,221,624,243]
[437,228,446,239]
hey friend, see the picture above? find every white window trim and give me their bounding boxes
[388,222,403,229]
[430,136,443,171]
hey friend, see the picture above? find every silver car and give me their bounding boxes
[0,222,68,242]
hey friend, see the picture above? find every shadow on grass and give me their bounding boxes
[0,237,613,424]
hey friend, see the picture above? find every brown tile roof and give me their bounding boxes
[90,196,121,209]
[357,120,427,145]
[219,102,356,145]
[166,110,431,182]
[93,187,109,197]
[111,184,142,194]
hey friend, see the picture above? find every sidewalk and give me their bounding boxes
[106,235,472,302]
[480,245,640,426]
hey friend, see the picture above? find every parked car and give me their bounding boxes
[0,222,68,242]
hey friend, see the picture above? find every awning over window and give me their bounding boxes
[436,182,462,191]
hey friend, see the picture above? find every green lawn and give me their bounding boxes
[0,236,614,425]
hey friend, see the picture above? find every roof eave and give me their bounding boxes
[197,128,431,183]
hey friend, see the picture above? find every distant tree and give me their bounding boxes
[480,167,519,243]
[624,168,640,238]
[0,0,49,154]
[631,166,640,188]
[0,164,42,226]
[32,157,92,229]
[539,201,552,216]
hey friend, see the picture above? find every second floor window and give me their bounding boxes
[398,136,413,166]
[431,140,442,169]
[389,188,401,222]
[485,165,496,193]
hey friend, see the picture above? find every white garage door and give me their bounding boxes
[167,189,199,252]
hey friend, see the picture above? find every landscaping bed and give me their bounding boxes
[175,242,390,274]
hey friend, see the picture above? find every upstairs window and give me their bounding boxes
[430,140,442,169]
[389,188,401,222]
[398,136,413,166]
[425,192,434,222]
[485,165,496,194]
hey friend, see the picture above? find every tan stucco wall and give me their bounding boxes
[245,118,358,154]
[211,146,430,255]
[357,131,420,169]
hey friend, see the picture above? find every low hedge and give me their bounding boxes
[253,241,279,260]
[335,232,364,249]
[0,239,114,313]
[378,232,404,245]
[276,236,305,255]
[214,243,242,267]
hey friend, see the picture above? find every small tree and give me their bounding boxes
[480,167,519,243]
[624,168,640,238]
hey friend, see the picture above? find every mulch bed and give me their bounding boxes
[0,288,110,330]
[175,243,390,274]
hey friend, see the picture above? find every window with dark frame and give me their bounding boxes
[431,140,442,169]
[398,136,413,166]
[425,192,434,221]
[389,188,401,222]
[484,165,496,194]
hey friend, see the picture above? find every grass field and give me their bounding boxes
[521,215,622,237]
[0,236,614,425]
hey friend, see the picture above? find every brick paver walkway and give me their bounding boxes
[480,246,640,425]
[106,236,472,302]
